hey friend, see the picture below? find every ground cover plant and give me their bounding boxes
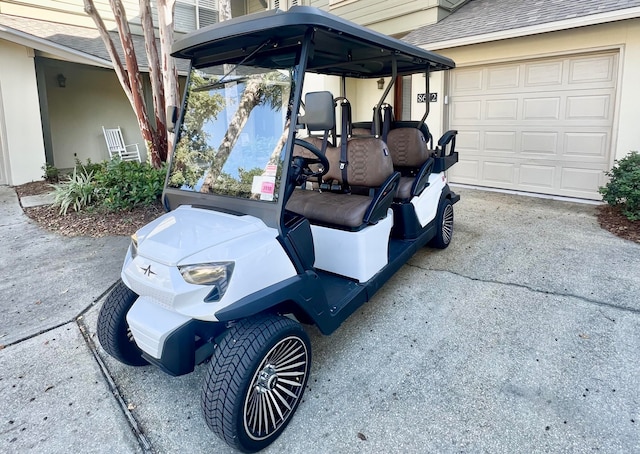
[50,158,166,214]
[16,159,166,237]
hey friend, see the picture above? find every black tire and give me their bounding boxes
[429,198,454,249]
[97,280,148,366]
[201,315,311,453]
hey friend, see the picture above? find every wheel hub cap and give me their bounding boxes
[256,365,278,393]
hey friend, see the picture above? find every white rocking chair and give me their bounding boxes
[102,126,142,162]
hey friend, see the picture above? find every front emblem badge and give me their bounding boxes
[141,265,156,277]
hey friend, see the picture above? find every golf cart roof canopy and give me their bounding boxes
[172,6,455,77]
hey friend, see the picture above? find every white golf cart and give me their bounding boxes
[97,6,458,452]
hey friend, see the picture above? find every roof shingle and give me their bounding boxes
[404,0,640,47]
[0,13,188,72]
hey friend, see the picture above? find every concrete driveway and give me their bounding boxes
[1,186,639,453]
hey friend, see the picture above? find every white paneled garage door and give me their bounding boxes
[448,52,618,199]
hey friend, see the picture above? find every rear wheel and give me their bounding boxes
[96,280,148,366]
[429,198,454,249]
[201,315,311,452]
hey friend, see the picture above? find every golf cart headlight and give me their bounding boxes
[179,262,235,302]
[130,233,139,259]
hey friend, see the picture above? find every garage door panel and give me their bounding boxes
[451,100,482,120]
[566,95,611,120]
[486,99,518,120]
[521,132,558,154]
[449,159,480,181]
[456,130,481,150]
[523,97,561,120]
[452,69,483,91]
[448,51,617,200]
[560,167,605,195]
[485,131,516,153]
[569,54,616,85]
[482,161,516,185]
[487,65,519,89]
[564,132,608,159]
[518,164,556,189]
[524,61,563,86]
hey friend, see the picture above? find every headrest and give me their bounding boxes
[298,91,335,131]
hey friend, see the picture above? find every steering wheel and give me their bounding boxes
[291,139,330,183]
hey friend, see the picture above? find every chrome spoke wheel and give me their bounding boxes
[244,335,309,441]
[442,203,454,245]
[202,315,311,452]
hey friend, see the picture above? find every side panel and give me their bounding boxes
[311,209,393,282]
[411,172,447,226]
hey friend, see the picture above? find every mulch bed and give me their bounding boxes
[14,180,163,238]
[596,205,640,244]
[11,181,640,243]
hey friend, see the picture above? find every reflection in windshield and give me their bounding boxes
[168,64,292,202]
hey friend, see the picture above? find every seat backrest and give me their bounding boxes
[102,126,125,153]
[324,137,393,188]
[386,128,430,168]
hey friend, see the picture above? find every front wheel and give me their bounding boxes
[201,315,311,453]
[429,198,454,249]
[96,280,148,366]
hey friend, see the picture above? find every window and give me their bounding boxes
[169,63,295,202]
[175,0,219,33]
[271,0,300,10]
[401,75,412,121]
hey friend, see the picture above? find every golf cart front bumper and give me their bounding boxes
[126,296,222,376]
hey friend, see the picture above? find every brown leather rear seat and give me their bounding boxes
[386,127,433,200]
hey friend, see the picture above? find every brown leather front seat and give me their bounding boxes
[287,137,399,230]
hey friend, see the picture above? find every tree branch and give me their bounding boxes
[83,0,133,106]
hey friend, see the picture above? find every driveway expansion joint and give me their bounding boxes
[1,281,121,349]
[407,263,640,317]
[76,315,154,453]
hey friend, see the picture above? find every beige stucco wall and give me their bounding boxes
[41,59,144,169]
[302,74,393,133]
[0,39,46,185]
[432,18,640,164]
[348,77,393,124]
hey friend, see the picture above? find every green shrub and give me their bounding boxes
[52,166,96,215]
[599,151,640,221]
[41,163,60,183]
[95,159,166,211]
[75,157,106,176]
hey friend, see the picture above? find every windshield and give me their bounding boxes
[168,63,293,203]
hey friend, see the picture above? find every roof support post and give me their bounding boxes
[420,66,430,125]
[374,54,396,137]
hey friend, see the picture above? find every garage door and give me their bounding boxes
[448,52,618,200]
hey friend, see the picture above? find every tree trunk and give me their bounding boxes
[219,0,232,22]
[139,0,168,164]
[268,120,290,166]
[200,78,262,192]
[85,0,178,168]
[157,0,179,157]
